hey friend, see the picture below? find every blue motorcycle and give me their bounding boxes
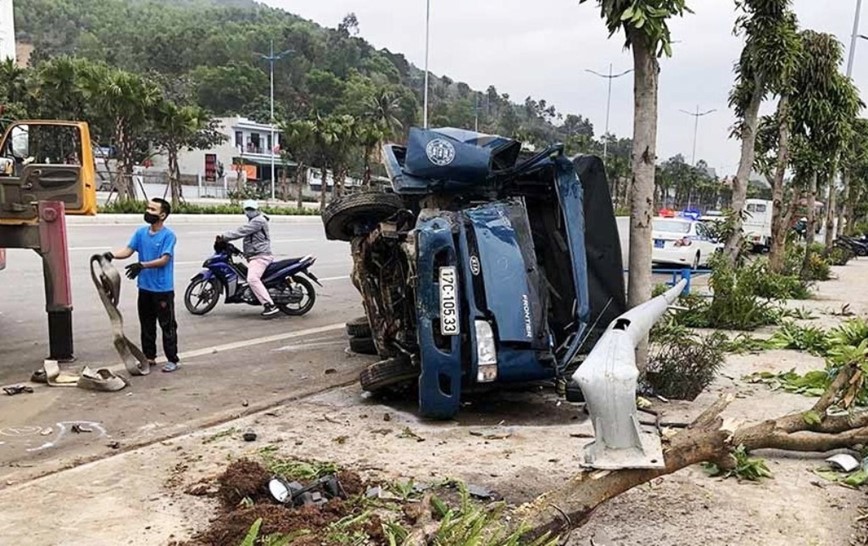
[184,241,320,316]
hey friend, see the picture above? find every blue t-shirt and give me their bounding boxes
[128,225,176,293]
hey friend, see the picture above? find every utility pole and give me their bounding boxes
[847,0,864,78]
[585,64,632,164]
[474,93,479,132]
[423,0,431,128]
[679,105,716,166]
[259,39,292,200]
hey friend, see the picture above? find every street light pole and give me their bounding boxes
[259,40,293,201]
[847,0,864,78]
[585,64,633,164]
[679,105,716,166]
[423,0,431,128]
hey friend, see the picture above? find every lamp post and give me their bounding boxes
[423,0,431,128]
[679,105,716,166]
[585,64,633,164]
[847,0,864,78]
[259,39,292,200]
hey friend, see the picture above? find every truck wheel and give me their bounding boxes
[348,336,377,355]
[360,357,419,392]
[322,192,404,242]
[346,316,372,337]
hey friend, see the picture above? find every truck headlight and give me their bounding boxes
[475,320,497,383]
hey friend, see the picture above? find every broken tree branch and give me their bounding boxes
[516,363,867,542]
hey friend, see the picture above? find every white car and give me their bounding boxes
[652,218,720,269]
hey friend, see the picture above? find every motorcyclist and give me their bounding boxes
[217,200,279,319]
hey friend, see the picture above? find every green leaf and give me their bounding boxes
[240,518,262,546]
[620,6,634,21]
[803,410,822,425]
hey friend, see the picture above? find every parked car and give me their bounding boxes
[651,217,720,269]
[322,127,626,419]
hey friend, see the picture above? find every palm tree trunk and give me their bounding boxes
[768,96,791,273]
[319,165,328,211]
[627,34,659,372]
[169,145,181,208]
[801,171,819,279]
[839,170,851,237]
[724,83,764,263]
[824,176,838,250]
[295,163,306,210]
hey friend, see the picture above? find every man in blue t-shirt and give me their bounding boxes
[104,198,180,372]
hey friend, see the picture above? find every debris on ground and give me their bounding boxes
[2,385,33,396]
[242,430,257,442]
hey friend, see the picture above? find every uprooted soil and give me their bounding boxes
[182,459,380,546]
[216,459,273,508]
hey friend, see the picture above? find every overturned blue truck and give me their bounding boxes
[322,127,626,419]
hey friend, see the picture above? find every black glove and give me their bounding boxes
[125,262,143,280]
[214,235,228,252]
[102,251,114,262]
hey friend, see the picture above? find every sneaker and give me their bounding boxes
[162,362,180,373]
[261,304,280,319]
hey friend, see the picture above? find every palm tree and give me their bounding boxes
[579,0,690,369]
[723,0,800,263]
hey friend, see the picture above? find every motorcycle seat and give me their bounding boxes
[264,257,304,276]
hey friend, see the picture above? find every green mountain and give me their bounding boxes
[14,0,596,146]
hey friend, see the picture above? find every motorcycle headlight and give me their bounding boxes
[475,320,498,383]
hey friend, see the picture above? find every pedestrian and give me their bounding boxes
[104,198,180,372]
[216,199,279,318]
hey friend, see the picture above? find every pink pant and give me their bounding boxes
[247,254,274,305]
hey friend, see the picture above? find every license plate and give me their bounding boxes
[654,239,665,249]
[439,266,459,336]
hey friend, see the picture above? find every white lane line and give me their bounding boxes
[112,322,346,369]
[318,275,349,282]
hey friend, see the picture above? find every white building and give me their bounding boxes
[150,116,289,184]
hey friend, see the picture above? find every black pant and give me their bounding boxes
[137,289,179,363]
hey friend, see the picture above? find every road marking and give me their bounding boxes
[106,322,347,370]
[319,275,349,282]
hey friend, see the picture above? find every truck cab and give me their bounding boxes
[323,128,626,419]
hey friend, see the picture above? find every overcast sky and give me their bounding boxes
[267,0,867,177]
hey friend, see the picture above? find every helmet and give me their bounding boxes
[242,199,259,211]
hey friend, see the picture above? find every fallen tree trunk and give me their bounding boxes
[515,362,867,542]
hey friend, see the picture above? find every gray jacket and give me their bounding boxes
[222,213,271,258]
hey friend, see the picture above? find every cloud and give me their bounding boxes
[267,0,867,177]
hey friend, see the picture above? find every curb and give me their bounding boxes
[67,214,323,225]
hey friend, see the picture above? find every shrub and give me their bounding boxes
[646,326,727,401]
[827,245,853,266]
[766,321,830,355]
[98,199,320,216]
[703,257,778,330]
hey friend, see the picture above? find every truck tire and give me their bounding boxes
[360,357,419,392]
[322,192,404,242]
[348,336,377,355]
[346,316,372,337]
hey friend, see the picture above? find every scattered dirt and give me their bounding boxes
[216,459,272,508]
[186,501,349,546]
[183,459,375,545]
[336,469,365,497]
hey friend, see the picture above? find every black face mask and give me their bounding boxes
[144,212,161,225]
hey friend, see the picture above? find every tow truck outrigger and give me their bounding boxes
[323,127,627,419]
[0,120,98,361]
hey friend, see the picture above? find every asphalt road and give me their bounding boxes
[0,217,360,385]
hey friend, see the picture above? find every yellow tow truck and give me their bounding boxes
[0,120,98,360]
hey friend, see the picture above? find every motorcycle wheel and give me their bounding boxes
[184,277,222,315]
[277,276,316,316]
